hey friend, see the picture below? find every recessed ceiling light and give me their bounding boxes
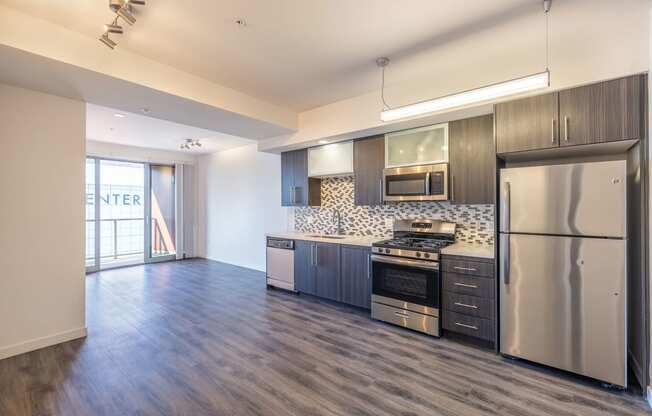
[318,140,329,144]
[114,113,125,118]
[141,108,150,114]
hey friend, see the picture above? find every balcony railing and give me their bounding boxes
[85,217,171,263]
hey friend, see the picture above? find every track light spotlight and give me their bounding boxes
[109,0,124,12]
[104,23,123,34]
[117,6,136,25]
[99,33,117,49]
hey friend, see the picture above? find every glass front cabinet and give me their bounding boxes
[385,123,449,168]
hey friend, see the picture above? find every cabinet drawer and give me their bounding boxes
[443,310,495,341]
[443,273,494,299]
[443,291,494,319]
[442,258,494,278]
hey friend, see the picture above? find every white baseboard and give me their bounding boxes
[647,386,652,409]
[0,327,87,361]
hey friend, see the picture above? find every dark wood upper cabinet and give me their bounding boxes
[280,151,294,206]
[281,149,321,207]
[340,246,372,309]
[449,115,495,204]
[495,92,559,154]
[559,75,642,146]
[353,135,385,206]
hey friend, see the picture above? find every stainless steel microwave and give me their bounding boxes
[383,163,449,202]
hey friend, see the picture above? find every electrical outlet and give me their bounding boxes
[307,216,313,224]
[384,218,394,228]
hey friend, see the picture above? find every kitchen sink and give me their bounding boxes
[307,234,347,240]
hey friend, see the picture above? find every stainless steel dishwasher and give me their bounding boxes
[266,237,295,291]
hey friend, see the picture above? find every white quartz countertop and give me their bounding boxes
[441,242,495,259]
[266,232,385,248]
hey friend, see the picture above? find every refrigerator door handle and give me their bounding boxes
[502,181,511,232]
[501,234,510,285]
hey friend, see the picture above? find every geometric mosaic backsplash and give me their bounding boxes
[293,176,495,245]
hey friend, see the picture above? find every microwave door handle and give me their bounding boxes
[425,172,431,195]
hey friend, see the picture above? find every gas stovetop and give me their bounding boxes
[372,237,453,261]
[374,237,454,252]
[371,219,456,261]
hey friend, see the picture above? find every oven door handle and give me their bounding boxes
[371,254,439,271]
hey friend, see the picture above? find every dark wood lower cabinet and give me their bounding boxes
[441,255,496,344]
[294,240,316,295]
[314,242,340,301]
[442,310,495,341]
[340,246,372,309]
[293,241,371,309]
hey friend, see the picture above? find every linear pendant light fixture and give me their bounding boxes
[380,71,549,122]
[379,0,552,122]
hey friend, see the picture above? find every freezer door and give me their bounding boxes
[500,161,626,237]
[500,233,626,387]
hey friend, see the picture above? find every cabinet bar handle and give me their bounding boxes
[455,322,478,330]
[454,302,478,309]
[453,266,477,272]
[454,282,478,289]
[564,116,569,142]
[394,311,410,318]
[451,175,455,202]
[367,253,371,280]
[551,118,556,143]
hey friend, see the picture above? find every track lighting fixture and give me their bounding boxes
[99,0,147,49]
[116,6,136,25]
[104,23,123,34]
[99,34,117,49]
[179,139,202,150]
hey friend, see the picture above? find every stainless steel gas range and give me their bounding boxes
[371,219,456,337]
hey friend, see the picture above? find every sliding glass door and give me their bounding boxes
[145,164,177,263]
[99,159,145,268]
[85,158,177,271]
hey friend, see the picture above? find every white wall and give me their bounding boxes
[0,83,86,359]
[197,144,289,271]
[260,0,650,151]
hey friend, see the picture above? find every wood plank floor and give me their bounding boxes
[0,258,649,416]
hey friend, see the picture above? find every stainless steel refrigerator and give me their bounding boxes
[499,160,627,387]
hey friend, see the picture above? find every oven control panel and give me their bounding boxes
[371,246,438,261]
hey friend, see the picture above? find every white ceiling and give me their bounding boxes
[0,0,537,112]
[86,103,252,153]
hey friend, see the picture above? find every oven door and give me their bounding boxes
[371,255,440,314]
[383,164,448,201]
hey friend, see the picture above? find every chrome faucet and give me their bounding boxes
[333,209,343,235]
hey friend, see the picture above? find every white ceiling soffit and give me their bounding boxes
[1,0,540,111]
[0,44,294,140]
[86,103,252,154]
